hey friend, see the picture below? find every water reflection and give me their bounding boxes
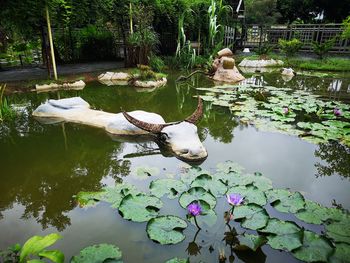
[315,141,350,180]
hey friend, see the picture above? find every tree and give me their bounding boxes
[276,0,315,24]
[245,0,281,25]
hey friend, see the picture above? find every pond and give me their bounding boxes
[0,70,350,262]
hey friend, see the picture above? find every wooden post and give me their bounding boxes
[129,2,133,34]
[46,5,58,80]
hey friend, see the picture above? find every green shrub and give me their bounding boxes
[0,84,16,122]
[256,43,275,56]
[149,55,165,72]
[278,38,303,57]
[312,38,336,59]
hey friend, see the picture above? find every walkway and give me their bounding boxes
[0,61,124,83]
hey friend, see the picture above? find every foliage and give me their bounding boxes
[245,0,282,25]
[255,43,275,57]
[311,38,336,59]
[278,38,303,57]
[0,84,16,122]
[71,244,122,263]
[149,55,165,72]
[342,16,350,39]
[293,57,350,71]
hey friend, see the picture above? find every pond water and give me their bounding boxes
[0,71,350,262]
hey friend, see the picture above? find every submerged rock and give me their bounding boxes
[238,58,284,68]
[35,80,86,92]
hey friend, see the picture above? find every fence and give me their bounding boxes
[225,24,349,53]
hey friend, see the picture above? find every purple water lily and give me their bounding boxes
[226,193,244,206]
[334,108,342,117]
[187,203,202,217]
[283,107,289,115]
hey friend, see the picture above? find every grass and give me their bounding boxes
[0,84,16,121]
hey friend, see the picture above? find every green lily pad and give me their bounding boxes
[251,173,273,191]
[119,193,162,222]
[326,220,350,244]
[190,174,227,197]
[165,258,189,263]
[227,185,267,206]
[188,209,218,227]
[235,234,267,251]
[267,189,305,213]
[179,187,216,210]
[295,200,346,225]
[146,216,187,245]
[234,204,269,230]
[260,218,303,251]
[134,166,160,179]
[216,161,244,174]
[150,179,187,199]
[180,167,210,184]
[218,172,255,187]
[75,191,105,208]
[71,244,122,263]
[329,243,350,263]
[292,231,333,263]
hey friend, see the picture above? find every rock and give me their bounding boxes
[68,80,86,89]
[222,57,235,69]
[217,48,233,58]
[35,80,86,92]
[98,71,130,81]
[243,48,250,53]
[238,58,284,68]
[134,77,167,88]
[281,68,295,76]
[212,66,245,83]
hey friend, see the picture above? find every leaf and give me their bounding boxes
[189,209,218,227]
[75,191,105,208]
[38,250,64,263]
[165,258,189,263]
[292,231,333,263]
[218,172,255,187]
[267,189,305,213]
[119,193,162,222]
[227,185,267,206]
[190,174,227,197]
[329,243,350,263]
[216,161,244,174]
[234,204,269,230]
[260,218,303,251]
[146,216,187,245]
[20,233,62,262]
[295,200,346,225]
[71,244,122,263]
[134,166,159,179]
[326,220,350,244]
[150,179,187,199]
[235,234,267,251]
[179,187,216,210]
[180,167,210,184]
[251,174,273,191]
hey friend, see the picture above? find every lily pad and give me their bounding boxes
[325,220,350,244]
[235,234,267,251]
[180,167,210,184]
[329,243,350,263]
[267,189,305,213]
[179,187,216,210]
[71,244,122,263]
[190,174,227,197]
[146,216,187,245]
[134,166,160,179]
[260,218,303,251]
[188,209,218,227]
[165,258,189,263]
[216,161,244,174]
[292,231,333,263]
[227,185,267,206]
[75,191,105,208]
[234,204,269,230]
[119,193,162,222]
[150,179,187,199]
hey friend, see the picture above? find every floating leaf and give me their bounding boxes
[216,161,244,174]
[179,187,216,210]
[292,231,333,263]
[146,216,187,245]
[75,191,105,208]
[119,193,162,222]
[251,174,273,191]
[165,258,189,263]
[38,250,64,263]
[227,185,267,206]
[190,174,227,197]
[267,189,305,213]
[329,243,350,263]
[134,166,160,179]
[71,244,122,263]
[260,218,303,251]
[188,209,218,227]
[180,167,210,184]
[150,179,187,199]
[326,220,350,244]
[235,234,267,251]
[234,204,269,230]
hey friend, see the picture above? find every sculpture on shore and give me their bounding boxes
[33,97,207,163]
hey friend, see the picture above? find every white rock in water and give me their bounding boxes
[238,58,284,68]
[68,80,86,89]
[111,72,130,80]
[134,78,167,88]
[243,48,250,53]
[281,68,295,76]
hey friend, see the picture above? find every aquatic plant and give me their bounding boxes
[187,202,202,229]
[0,84,16,122]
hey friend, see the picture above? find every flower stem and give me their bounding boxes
[194,216,201,230]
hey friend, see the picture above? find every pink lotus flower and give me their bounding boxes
[187,203,202,216]
[334,108,342,116]
[226,193,244,206]
[283,107,289,115]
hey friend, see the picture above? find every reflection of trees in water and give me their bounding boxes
[201,103,238,144]
[0,118,130,231]
[315,141,350,179]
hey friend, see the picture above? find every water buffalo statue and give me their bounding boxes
[32,97,208,162]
